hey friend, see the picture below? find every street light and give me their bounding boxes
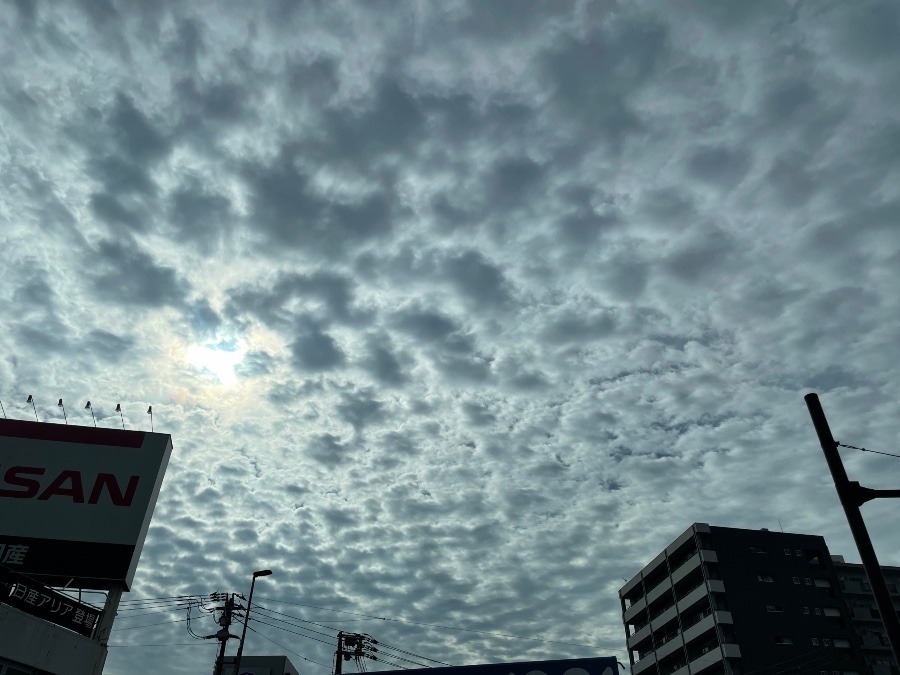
[232,569,272,675]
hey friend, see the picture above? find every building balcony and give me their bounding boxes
[656,633,685,661]
[633,651,657,675]
[621,573,644,602]
[625,595,649,624]
[641,549,669,587]
[682,611,716,646]
[651,604,678,631]
[628,622,653,650]
[687,643,741,675]
[677,581,719,615]
[648,577,674,605]
[671,550,718,586]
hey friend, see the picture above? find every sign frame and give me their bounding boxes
[0,419,172,590]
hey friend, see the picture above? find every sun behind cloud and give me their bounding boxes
[186,341,247,386]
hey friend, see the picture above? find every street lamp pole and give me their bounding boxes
[232,569,272,675]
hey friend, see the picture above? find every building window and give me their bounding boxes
[775,636,794,645]
[796,549,803,556]
[812,638,820,646]
[823,638,831,646]
[750,546,767,554]
[803,607,810,614]
[758,574,774,583]
[815,607,822,615]
[767,604,785,613]
[805,577,812,585]
[785,548,792,555]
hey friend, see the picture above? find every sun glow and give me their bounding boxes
[186,342,247,385]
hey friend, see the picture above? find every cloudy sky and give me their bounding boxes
[2,0,900,673]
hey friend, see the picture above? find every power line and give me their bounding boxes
[255,596,599,649]
[253,605,338,640]
[250,617,335,646]
[838,442,900,460]
[114,617,193,631]
[377,640,453,666]
[116,594,210,605]
[252,604,439,667]
[108,642,213,648]
[114,606,196,620]
[246,624,330,669]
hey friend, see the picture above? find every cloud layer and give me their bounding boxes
[1,1,899,673]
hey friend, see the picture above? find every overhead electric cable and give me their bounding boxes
[376,656,410,670]
[249,617,334,646]
[108,642,213,648]
[251,609,341,644]
[245,624,330,669]
[114,606,198,620]
[114,617,194,631]
[116,594,208,605]
[252,606,441,668]
[376,640,453,666]
[370,651,431,668]
[255,596,597,648]
[253,605,338,639]
[838,441,900,459]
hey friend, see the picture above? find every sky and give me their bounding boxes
[1,0,899,673]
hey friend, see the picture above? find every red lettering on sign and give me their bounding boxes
[37,470,85,503]
[0,466,46,498]
[88,473,139,507]
[0,467,140,506]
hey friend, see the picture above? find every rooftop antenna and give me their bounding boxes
[85,401,97,427]
[26,394,38,422]
[0,400,6,418]
[147,405,153,432]
[58,398,68,424]
[778,517,784,533]
[115,403,125,430]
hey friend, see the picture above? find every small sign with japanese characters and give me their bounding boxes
[0,564,101,638]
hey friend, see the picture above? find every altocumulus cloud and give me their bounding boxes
[0,2,899,674]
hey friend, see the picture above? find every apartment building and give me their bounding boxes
[619,524,866,675]
[832,557,900,675]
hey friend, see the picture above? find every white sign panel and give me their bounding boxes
[0,419,172,589]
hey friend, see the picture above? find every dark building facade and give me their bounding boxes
[832,557,900,675]
[619,524,868,675]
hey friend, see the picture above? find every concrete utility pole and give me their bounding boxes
[804,393,900,666]
[213,594,236,675]
[335,631,345,675]
[334,631,379,674]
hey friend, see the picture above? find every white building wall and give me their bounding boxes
[0,605,106,675]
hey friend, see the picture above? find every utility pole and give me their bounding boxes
[334,631,379,675]
[213,594,237,675]
[804,393,900,666]
[335,631,344,675]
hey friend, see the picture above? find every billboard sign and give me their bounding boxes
[0,419,172,590]
[0,564,101,637]
[375,658,619,675]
